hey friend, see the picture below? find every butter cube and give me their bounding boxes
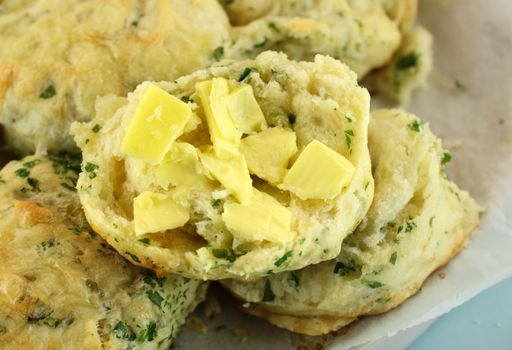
[121,84,192,164]
[223,84,268,134]
[282,140,354,200]
[240,127,297,184]
[195,78,241,158]
[133,191,189,236]
[222,189,292,244]
[156,142,208,190]
[199,148,252,204]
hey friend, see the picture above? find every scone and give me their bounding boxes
[222,0,418,78]
[71,51,374,280]
[0,156,207,349]
[222,109,482,335]
[370,27,434,104]
[0,0,230,154]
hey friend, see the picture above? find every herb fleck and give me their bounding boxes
[333,261,360,276]
[15,168,30,178]
[146,290,164,309]
[441,152,452,165]
[114,321,136,341]
[91,124,102,133]
[211,46,224,61]
[288,272,299,288]
[395,52,418,71]
[274,250,293,267]
[268,22,280,32]
[212,249,235,262]
[125,251,140,263]
[23,159,41,168]
[238,67,252,81]
[139,238,150,245]
[180,96,193,104]
[139,322,158,342]
[404,218,417,233]
[40,85,56,99]
[84,162,99,179]
[409,119,421,132]
[344,129,354,149]
[390,252,397,265]
[364,280,384,289]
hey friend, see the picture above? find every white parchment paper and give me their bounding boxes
[176,0,512,348]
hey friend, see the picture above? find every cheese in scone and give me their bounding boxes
[223,84,268,134]
[222,189,292,244]
[282,140,355,200]
[240,127,297,184]
[121,84,193,164]
[156,142,208,190]
[199,147,253,205]
[195,78,242,158]
[134,191,189,236]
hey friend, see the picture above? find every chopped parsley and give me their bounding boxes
[363,280,384,289]
[253,38,268,49]
[146,290,164,309]
[274,250,293,267]
[61,182,76,191]
[395,52,418,71]
[138,322,158,342]
[0,175,4,184]
[211,198,224,210]
[345,115,353,123]
[409,119,421,132]
[211,46,224,61]
[84,162,99,179]
[40,85,56,99]
[441,152,452,165]
[268,22,280,32]
[288,114,296,125]
[114,321,136,341]
[139,238,150,245]
[390,252,398,265]
[344,129,354,149]
[91,124,102,133]
[23,159,41,168]
[212,249,236,262]
[404,218,417,233]
[333,261,360,276]
[262,282,275,302]
[143,270,164,288]
[238,67,252,82]
[429,216,435,227]
[125,251,140,263]
[15,168,30,178]
[180,96,193,104]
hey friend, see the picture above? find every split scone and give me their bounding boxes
[0,0,230,154]
[71,52,374,280]
[222,0,418,78]
[0,156,207,349]
[222,109,482,335]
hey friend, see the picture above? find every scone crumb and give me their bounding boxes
[438,272,446,279]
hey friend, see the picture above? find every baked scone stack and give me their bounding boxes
[0,0,482,346]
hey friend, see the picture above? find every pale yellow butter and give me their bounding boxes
[282,140,355,200]
[223,84,268,134]
[121,84,192,164]
[156,142,208,190]
[199,147,252,204]
[195,78,241,158]
[240,127,297,184]
[222,189,292,244]
[133,191,189,236]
